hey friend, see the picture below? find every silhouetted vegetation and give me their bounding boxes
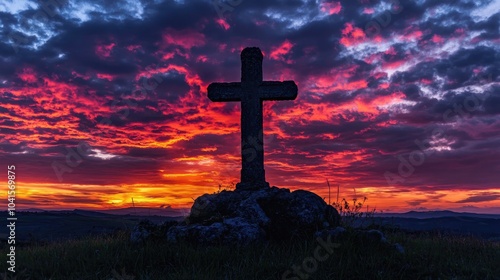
[1,229,499,279]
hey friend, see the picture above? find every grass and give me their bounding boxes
[1,229,499,280]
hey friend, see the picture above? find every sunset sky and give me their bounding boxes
[1,0,499,213]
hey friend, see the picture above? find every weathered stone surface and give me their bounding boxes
[325,205,342,228]
[166,217,265,246]
[130,219,178,243]
[314,226,347,240]
[166,222,226,245]
[130,219,156,243]
[222,217,266,245]
[166,186,341,245]
[364,229,388,244]
[393,243,405,254]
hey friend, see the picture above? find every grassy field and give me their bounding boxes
[1,228,499,280]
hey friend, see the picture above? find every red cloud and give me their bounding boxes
[355,91,406,115]
[270,40,294,63]
[97,73,115,81]
[162,28,206,49]
[18,67,38,83]
[310,68,368,93]
[340,23,366,46]
[136,64,205,91]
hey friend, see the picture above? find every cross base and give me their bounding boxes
[236,167,270,190]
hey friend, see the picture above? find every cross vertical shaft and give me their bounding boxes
[240,49,267,189]
[207,47,298,190]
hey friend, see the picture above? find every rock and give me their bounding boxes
[166,186,341,245]
[325,205,341,228]
[188,194,218,223]
[364,229,388,244]
[130,219,156,243]
[166,222,226,245]
[393,243,405,254]
[131,219,178,243]
[166,217,265,245]
[222,217,266,245]
[314,226,347,240]
[258,188,334,239]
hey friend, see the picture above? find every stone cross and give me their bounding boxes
[207,47,298,190]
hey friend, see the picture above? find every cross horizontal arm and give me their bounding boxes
[207,82,242,102]
[259,81,298,101]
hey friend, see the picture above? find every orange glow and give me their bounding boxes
[16,180,500,214]
[16,182,216,210]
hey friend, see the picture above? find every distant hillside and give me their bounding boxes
[375,210,500,219]
[95,207,189,217]
[0,209,184,243]
[19,207,190,217]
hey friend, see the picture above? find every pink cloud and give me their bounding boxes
[197,55,208,63]
[18,67,37,83]
[398,28,423,41]
[270,40,295,63]
[97,73,115,81]
[162,52,175,60]
[162,28,206,49]
[95,43,115,58]
[320,1,342,15]
[432,34,444,43]
[363,7,375,14]
[216,18,230,30]
[126,45,141,52]
[340,23,366,46]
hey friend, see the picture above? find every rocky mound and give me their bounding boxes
[165,187,341,245]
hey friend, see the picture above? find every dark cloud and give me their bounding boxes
[456,194,500,203]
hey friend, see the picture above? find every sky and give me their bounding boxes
[1,0,499,213]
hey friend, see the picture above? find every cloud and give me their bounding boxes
[456,194,500,203]
[0,0,499,211]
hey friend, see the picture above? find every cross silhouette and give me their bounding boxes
[208,47,298,190]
